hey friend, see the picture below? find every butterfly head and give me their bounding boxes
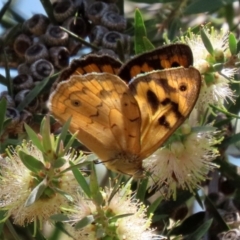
[102,152,145,179]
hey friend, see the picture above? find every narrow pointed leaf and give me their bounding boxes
[143,36,155,51]
[134,8,147,54]
[0,74,7,86]
[70,161,91,198]
[3,23,22,45]
[52,157,66,168]
[185,219,213,240]
[25,178,47,206]
[147,196,163,217]
[229,32,237,55]
[108,175,123,203]
[18,150,45,173]
[54,187,73,202]
[0,99,7,135]
[56,117,71,154]
[40,0,57,24]
[75,215,94,229]
[237,40,240,53]
[24,123,44,151]
[109,213,134,222]
[16,76,50,112]
[64,131,78,154]
[50,214,69,221]
[200,28,214,55]
[204,195,229,231]
[136,177,148,201]
[90,163,103,205]
[41,116,53,153]
[3,49,12,95]
[0,0,11,21]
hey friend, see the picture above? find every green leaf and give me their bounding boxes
[184,0,226,14]
[147,196,163,217]
[41,116,53,154]
[194,191,204,209]
[75,215,94,230]
[56,117,71,155]
[116,39,125,62]
[3,49,12,95]
[0,210,8,231]
[52,157,66,168]
[90,164,103,205]
[0,74,7,86]
[229,32,237,55]
[2,23,22,46]
[53,222,74,239]
[143,36,155,51]
[24,123,44,152]
[136,178,148,201]
[185,219,213,240]
[200,28,214,56]
[0,0,11,21]
[222,133,240,148]
[64,131,78,154]
[18,150,45,173]
[130,0,177,2]
[70,161,91,198]
[50,214,69,222]
[171,211,205,235]
[25,178,47,207]
[40,0,57,24]
[9,8,26,23]
[0,99,7,135]
[134,8,148,54]
[53,187,73,202]
[16,75,52,112]
[237,40,240,53]
[109,213,134,222]
[204,195,229,231]
[108,175,124,203]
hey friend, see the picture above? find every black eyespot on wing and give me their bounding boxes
[179,84,187,91]
[71,99,81,107]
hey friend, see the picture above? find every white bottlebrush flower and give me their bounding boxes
[66,185,165,240]
[197,72,235,113]
[183,28,231,69]
[143,125,220,199]
[0,143,79,226]
[182,28,238,113]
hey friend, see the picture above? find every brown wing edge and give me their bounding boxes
[118,43,194,83]
[51,54,122,92]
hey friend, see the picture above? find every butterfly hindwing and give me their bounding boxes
[118,43,193,83]
[129,67,202,159]
[52,55,122,89]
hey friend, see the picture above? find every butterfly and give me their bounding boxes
[48,44,202,178]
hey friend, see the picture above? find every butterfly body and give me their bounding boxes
[48,44,202,178]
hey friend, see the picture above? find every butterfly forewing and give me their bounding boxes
[118,43,193,83]
[129,67,202,159]
[49,72,141,162]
